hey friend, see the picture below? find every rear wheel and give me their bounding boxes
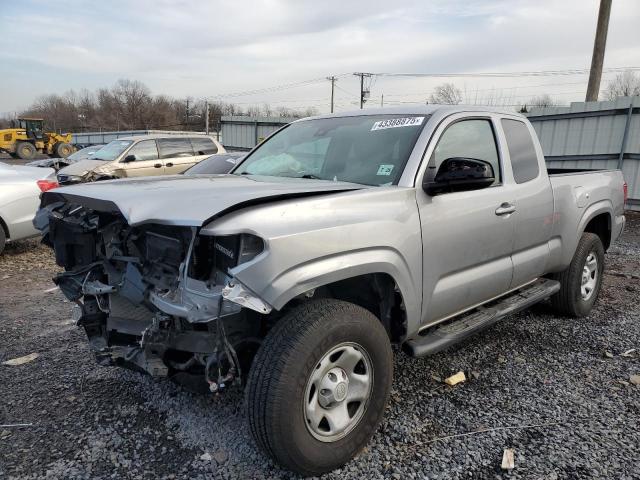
[550,232,604,317]
[54,142,74,158]
[16,142,36,160]
[246,299,393,476]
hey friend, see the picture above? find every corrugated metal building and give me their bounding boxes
[526,96,640,210]
[220,116,296,150]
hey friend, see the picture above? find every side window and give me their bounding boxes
[158,138,194,159]
[126,140,159,161]
[191,137,218,155]
[432,119,501,184]
[501,119,540,183]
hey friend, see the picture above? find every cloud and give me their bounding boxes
[0,0,639,113]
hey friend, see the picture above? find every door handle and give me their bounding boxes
[495,203,516,216]
[154,163,162,168]
[165,162,173,167]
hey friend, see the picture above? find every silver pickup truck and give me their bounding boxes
[36,106,626,476]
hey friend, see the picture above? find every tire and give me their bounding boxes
[55,142,74,158]
[0,226,5,255]
[15,142,36,160]
[246,299,393,476]
[550,232,605,317]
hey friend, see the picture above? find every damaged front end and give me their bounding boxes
[36,198,269,392]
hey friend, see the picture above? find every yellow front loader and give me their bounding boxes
[0,118,74,160]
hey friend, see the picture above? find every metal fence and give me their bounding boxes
[526,96,640,210]
[220,116,296,150]
[71,129,208,146]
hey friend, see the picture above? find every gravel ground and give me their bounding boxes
[1,213,639,479]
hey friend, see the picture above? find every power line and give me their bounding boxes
[375,66,640,78]
[208,74,350,100]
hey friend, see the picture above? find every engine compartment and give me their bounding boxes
[35,198,266,392]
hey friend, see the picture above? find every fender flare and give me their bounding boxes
[577,200,613,240]
[235,247,421,335]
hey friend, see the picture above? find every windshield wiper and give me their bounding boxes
[296,174,322,180]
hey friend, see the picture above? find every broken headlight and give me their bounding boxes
[189,234,264,282]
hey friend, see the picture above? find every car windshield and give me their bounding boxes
[233,114,429,186]
[67,145,104,161]
[91,140,133,161]
[185,154,242,175]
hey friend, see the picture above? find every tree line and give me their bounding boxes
[2,71,639,132]
[0,79,318,133]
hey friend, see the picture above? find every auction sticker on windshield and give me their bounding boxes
[371,117,425,131]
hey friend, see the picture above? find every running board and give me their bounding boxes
[403,278,560,357]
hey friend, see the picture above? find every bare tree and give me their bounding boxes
[527,94,558,108]
[17,79,322,132]
[605,70,640,100]
[429,83,462,105]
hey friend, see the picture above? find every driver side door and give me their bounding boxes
[417,116,516,326]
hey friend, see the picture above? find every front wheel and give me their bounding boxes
[54,142,74,158]
[246,299,393,476]
[550,232,605,317]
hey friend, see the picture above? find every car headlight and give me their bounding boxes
[189,234,264,281]
[57,174,83,184]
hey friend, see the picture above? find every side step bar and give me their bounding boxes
[403,278,560,357]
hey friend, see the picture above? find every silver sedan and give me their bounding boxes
[0,162,57,254]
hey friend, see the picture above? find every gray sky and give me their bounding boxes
[1,0,639,114]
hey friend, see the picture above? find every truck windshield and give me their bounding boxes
[233,114,429,186]
[92,140,133,161]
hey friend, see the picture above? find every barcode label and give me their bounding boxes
[371,116,425,131]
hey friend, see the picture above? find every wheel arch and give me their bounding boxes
[243,251,420,343]
[0,214,10,240]
[582,211,612,250]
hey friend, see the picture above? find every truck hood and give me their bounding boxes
[41,174,365,226]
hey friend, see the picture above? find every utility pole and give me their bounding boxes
[327,76,337,113]
[354,73,373,109]
[586,0,612,102]
[381,93,384,108]
[185,98,190,128]
[205,100,210,134]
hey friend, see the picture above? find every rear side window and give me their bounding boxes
[501,119,539,183]
[158,138,194,159]
[191,137,218,155]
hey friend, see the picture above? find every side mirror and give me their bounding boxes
[123,154,136,163]
[423,157,495,195]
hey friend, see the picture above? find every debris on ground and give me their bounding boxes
[620,349,636,357]
[630,375,640,386]
[213,449,229,464]
[603,351,614,358]
[501,448,515,470]
[200,452,212,462]
[444,371,466,386]
[1,214,639,478]
[2,352,39,366]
